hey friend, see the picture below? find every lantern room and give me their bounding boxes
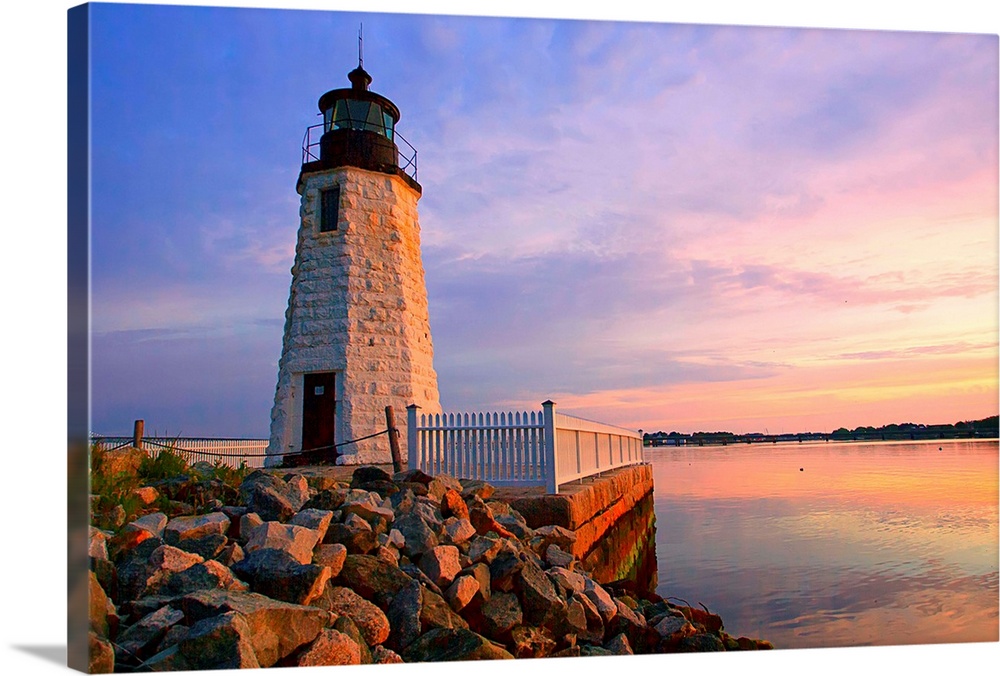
[304,64,414,181]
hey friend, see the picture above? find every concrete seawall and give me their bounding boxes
[494,464,656,587]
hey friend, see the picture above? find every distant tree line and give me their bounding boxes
[643,416,999,446]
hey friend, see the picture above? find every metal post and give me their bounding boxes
[406,404,419,473]
[132,419,144,449]
[385,406,402,473]
[542,400,559,494]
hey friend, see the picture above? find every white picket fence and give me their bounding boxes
[90,436,270,469]
[407,401,644,493]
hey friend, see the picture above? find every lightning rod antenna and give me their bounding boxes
[358,23,364,69]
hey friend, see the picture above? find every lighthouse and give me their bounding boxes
[266,60,441,467]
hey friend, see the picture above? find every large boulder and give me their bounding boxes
[313,543,347,576]
[319,586,390,646]
[385,580,423,653]
[445,575,481,613]
[418,545,462,588]
[386,580,469,653]
[232,548,331,606]
[477,591,523,643]
[323,522,379,555]
[289,628,361,666]
[443,517,477,545]
[441,489,469,520]
[163,513,231,546]
[245,521,320,564]
[336,554,415,610]
[176,610,260,669]
[332,616,374,664]
[468,497,515,538]
[516,558,568,629]
[160,559,248,597]
[342,490,395,526]
[126,513,168,540]
[392,513,439,558]
[239,471,305,522]
[175,589,329,668]
[114,605,184,664]
[564,592,604,644]
[119,544,203,601]
[401,628,514,662]
[290,508,334,543]
[468,535,504,565]
[175,533,228,559]
[583,577,618,623]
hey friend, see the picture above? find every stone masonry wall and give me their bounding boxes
[267,166,442,465]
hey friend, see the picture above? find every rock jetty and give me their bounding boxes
[88,454,772,672]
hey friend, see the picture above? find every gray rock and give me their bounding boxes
[290,508,334,542]
[443,517,477,545]
[115,605,184,663]
[175,532,228,560]
[544,543,575,568]
[515,558,566,627]
[385,579,423,653]
[468,534,503,565]
[177,610,260,669]
[479,591,523,642]
[127,513,168,540]
[604,632,633,655]
[161,559,248,597]
[336,554,415,610]
[232,548,331,606]
[401,628,514,662]
[393,512,439,558]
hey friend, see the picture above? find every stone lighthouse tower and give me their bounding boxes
[266,61,441,466]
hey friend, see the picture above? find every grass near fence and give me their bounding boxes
[90,442,252,533]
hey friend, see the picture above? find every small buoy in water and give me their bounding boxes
[799,468,804,471]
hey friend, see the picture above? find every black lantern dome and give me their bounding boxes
[300,64,418,191]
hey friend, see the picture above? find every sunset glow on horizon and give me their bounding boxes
[86,4,998,437]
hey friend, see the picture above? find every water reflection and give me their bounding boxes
[583,491,659,597]
[648,440,999,648]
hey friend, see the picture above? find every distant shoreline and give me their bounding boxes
[645,433,999,447]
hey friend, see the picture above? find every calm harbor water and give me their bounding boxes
[647,439,999,649]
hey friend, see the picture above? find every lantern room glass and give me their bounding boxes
[323,98,395,140]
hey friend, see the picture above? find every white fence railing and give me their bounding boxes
[407,401,644,493]
[90,436,270,469]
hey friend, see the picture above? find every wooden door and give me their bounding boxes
[302,372,337,454]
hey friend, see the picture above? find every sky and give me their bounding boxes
[80,1,999,438]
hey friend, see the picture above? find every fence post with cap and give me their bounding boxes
[407,404,419,473]
[542,400,559,494]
